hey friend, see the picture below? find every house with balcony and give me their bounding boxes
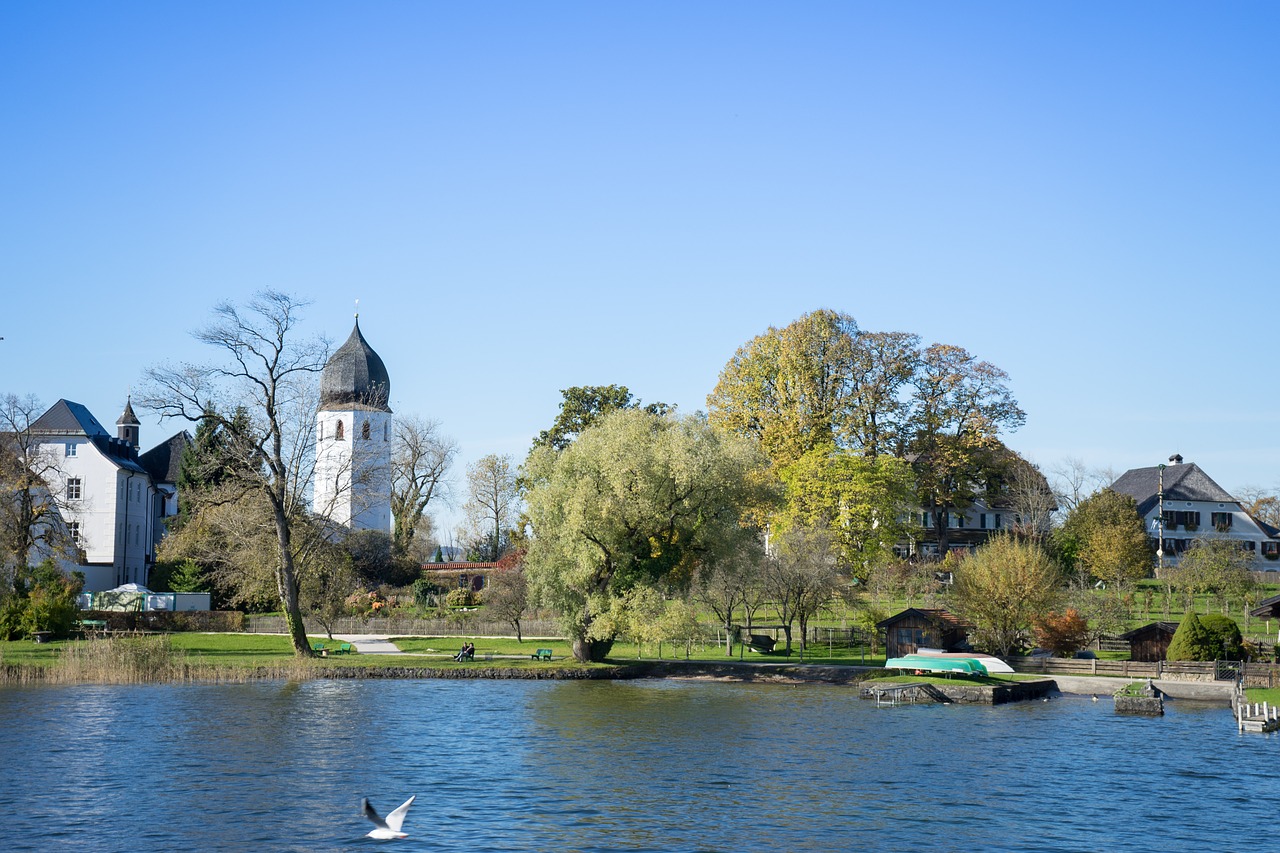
[1108,455,1280,572]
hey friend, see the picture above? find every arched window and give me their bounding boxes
[362,420,371,440]
[335,420,345,441]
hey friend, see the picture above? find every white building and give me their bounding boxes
[1109,455,1280,572]
[312,318,392,531]
[29,399,188,592]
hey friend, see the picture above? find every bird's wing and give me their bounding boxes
[384,795,416,833]
[362,798,390,830]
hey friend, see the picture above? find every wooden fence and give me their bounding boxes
[1008,656,1280,687]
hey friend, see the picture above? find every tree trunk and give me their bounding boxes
[572,635,614,662]
[271,501,314,657]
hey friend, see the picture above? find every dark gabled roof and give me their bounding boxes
[139,431,192,484]
[1119,621,1178,641]
[876,607,973,632]
[1251,594,1280,619]
[1109,462,1237,517]
[30,399,110,437]
[319,319,392,413]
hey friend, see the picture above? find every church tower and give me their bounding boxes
[313,317,392,531]
[117,398,140,449]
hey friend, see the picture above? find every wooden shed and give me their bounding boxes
[1120,622,1178,662]
[1250,593,1280,620]
[876,608,972,660]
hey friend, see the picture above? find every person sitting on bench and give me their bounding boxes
[454,642,474,661]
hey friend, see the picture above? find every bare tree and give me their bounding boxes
[696,538,765,656]
[138,291,331,655]
[390,415,456,559]
[1050,457,1116,514]
[483,554,529,641]
[0,393,77,584]
[760,526,842,656]
[460,453,520,562]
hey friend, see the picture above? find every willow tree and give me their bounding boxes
[523,408,773,662]
[138,291,329,656]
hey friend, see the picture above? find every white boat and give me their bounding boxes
[914,648,1015,674]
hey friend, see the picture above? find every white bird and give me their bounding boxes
[362,795,416,839]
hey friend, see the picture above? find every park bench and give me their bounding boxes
[334,642,354,655]
[76,619,107,637]
[746,634,776,654]
[311,642,327,656]
[532,648,553,661]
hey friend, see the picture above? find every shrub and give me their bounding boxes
[1166,612,1217,661]
[412,578,443,608]
[1033,609,1091,657]
[444,587,476,608]
[1198,613,1244,661]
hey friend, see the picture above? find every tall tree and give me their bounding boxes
[138,291,330,655]
[0,393,77,583]
[951,534,1060,657]
[707,309,861,468]
[390,415,456,559]
[461,453,520,562]
[905,343,1026,553]
[524,409,773,661]
[846,330,920,458]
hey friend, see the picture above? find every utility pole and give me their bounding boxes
[1155,462,1166,578]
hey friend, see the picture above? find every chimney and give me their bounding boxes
[1168,454,1183,465]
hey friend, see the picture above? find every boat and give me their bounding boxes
[913,649,1015,674]
[885,655,988,676]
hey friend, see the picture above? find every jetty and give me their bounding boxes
[1236,700,1280,733]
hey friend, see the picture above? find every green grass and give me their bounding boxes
[1244,687,1280,705]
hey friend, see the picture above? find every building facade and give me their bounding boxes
[1109,456,1280,572]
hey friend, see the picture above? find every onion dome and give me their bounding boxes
[320,320,392,412]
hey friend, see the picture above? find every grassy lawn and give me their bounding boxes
[1244,687,1280,705]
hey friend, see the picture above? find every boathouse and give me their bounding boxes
[1119,622,1178,662]
[877,608,972,660]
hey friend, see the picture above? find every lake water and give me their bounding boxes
[0,678,1270,851]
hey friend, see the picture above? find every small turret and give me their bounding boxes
[117,398,140,449]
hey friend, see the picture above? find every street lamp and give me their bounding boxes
[1154,463,1166,577]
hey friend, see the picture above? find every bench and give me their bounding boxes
[746,634,776,654]
[334,642,354,655]
[311,642,327,656]
[31,631,54,644]
[532,648,553,661]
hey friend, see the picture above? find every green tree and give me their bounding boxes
[951,534,1061,657]
[1166,611,1217,661]
[533,385,668,452]
[1169,538,1257,614]
[776,446,915,582]
[1056,488,1150,587]
[524,409,772,661]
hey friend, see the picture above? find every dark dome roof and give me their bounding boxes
[320,320,392,412]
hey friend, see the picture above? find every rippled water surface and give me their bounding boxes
[0,678,1269,851]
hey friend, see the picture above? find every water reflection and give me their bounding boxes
[0,680,1270,852]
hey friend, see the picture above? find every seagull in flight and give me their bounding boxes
[362,795,416,839]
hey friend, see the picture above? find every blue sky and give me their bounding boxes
[4,3,1278,533]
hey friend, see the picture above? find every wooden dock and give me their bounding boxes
[1237,700,1280,733]
[859,682,951,706]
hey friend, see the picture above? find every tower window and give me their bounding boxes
[362,420,371,440]
[384,422,389,441]
[335,420,345,441]
[319,422,324,441]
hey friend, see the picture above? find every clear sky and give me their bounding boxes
[4,2,1278,534]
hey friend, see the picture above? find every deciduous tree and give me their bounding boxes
[0,394,78,584]
[460,454,520,563]
[951,534,1060,657]
[139,291,331,655]
[1056,488,1150,587]
[523,409,772,661]
[390,415,456,559]
[759,526,842,656]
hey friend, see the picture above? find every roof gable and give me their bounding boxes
[30,399,110,437]
[1110,462,1237,516]
[139,431,192,484]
